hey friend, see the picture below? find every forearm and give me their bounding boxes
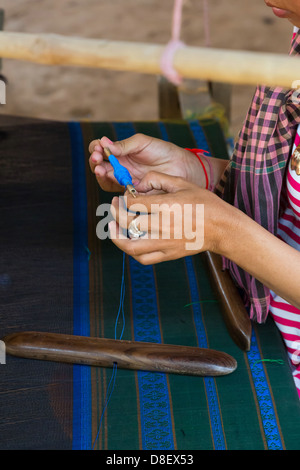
[217,205,300,309]
[184,150,229,190]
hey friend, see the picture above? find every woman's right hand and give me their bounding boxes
[88,133,206,193]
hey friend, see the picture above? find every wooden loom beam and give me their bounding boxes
[0,31,300,88]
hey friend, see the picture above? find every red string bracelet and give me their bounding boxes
[185,148,210,190]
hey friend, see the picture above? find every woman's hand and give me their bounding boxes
[89,133,207,193]
[108,171,230,265]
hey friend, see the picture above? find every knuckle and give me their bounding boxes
[117,140,125,152]
[136,255,149,265]
[147,170,157,179]
[134,133,143,140]
[127,242,138,257]
[88,139,98,153]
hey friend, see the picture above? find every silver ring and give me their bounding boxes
[128,217,143,239]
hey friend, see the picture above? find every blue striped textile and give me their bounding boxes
[69,122,92,450]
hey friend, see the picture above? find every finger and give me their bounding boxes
[104,133,151,159]
[95,167,124,193]
[111,195,151,218]
[89,137,115,173]
[108,220,128,241]
[108,220,165,263]
[132,171,187,199]
[133,251,165,265]
[124,187,166,197]
[124,187,180,215]
[88,137,113,155]
[89,157,112,176]
[89,134,149,165]
[88,139,101,154]
[110,196,156,234]
[89,150,104,173]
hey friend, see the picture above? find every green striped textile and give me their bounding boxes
[0,116,299,450]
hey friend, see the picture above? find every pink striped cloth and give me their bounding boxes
[269,123,300,398]
[215,27,300,323]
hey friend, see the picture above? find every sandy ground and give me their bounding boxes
[0,0,293,138]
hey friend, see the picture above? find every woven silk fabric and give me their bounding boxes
[0,116,300,450]
[216,29,300,323]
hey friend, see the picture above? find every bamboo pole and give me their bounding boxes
[0,31,300,88]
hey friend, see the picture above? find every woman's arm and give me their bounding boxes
[219,203,300,309]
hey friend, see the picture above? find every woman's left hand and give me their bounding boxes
[108,171,229,265]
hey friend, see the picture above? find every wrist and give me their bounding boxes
[184,148,212,190]
[208,200,243,256]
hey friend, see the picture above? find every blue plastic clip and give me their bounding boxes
[104,148,136,197]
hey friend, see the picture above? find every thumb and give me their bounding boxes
[99,133,150,159]
[136,171,186,194]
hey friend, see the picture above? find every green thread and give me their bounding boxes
[84,246,91,261]
[253,359,284,367]
[184,300,218,308]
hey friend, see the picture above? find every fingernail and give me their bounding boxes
[106,138,113,144]
[94,145,101,151]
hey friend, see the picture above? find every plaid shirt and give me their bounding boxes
[216,29,300,323]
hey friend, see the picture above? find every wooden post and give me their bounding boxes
[158,76,182,119]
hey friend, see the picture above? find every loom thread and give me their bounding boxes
[184,300,218,308]
[91,251,126,450]
[253,359,284,367]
